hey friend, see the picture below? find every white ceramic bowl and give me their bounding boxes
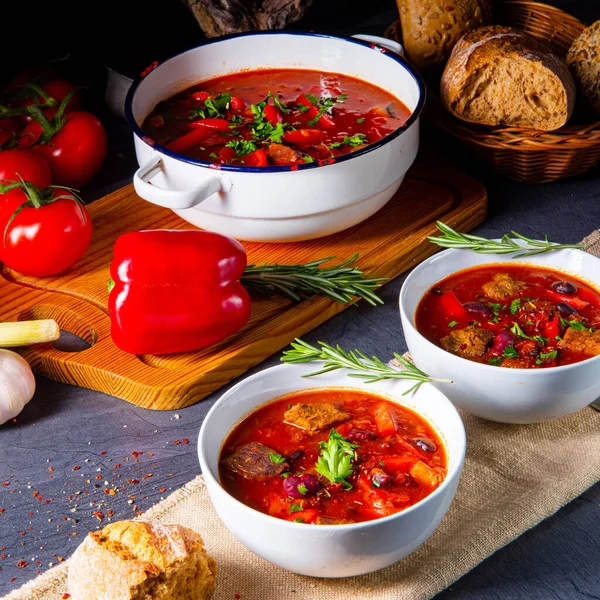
[197,362,465,577]
[125,32,424,242]
[400,245,600,424]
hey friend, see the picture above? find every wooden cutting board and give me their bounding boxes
[0,161,487,410]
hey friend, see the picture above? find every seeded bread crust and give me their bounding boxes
[440,25,576,130]
[68,520,217,600]
[567,19,600,116]
[397,0,491,69]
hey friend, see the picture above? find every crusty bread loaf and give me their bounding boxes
[440,25,576,130]
[567,19,600,116]
[68,520,217,600]
[397,0,491,69]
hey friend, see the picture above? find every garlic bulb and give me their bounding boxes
[0,349,36,425]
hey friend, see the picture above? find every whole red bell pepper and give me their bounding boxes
[109,230,251,355]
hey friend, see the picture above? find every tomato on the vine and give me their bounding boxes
[0,148,51,187]
[20,111,107,189]
[0,184,92,276]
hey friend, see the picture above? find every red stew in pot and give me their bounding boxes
[218,389,446,525]
[415,264,600,368]
[141,69,410,167]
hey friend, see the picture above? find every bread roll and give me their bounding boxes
[68,520,217,600]
[567,20,600,116]
[397,0,491,69]
[440,25,576,130]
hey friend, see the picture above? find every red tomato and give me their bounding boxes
[243,149,268,167]
[230,96,245,111]
[264,104,282,125]
[18,78,81,116]
[283,129,326,145]
[20,111,108,189]
[0,187,92,276]
[0,148,52,187]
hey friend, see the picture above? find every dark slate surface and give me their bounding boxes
[1,0,600,596]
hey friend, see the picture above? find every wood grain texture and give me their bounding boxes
[0,161,486,410]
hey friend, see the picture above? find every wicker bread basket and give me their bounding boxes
[387,1,600,184]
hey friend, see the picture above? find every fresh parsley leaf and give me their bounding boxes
[378,459,385,468]
[281,472,290,478]
[540,350,558,360]
[269,451,286,464]
[230,114,244,124]
[448,320,458,328]
[356,117,365,124]
[226,139,257,157]
[315,429,359,490]
[560,318,593,332]
[510,322,531,339]
[503,346,519,359]
[510,298,521,315]
[293,517,304,523]
[488,356,504,366]
[297,484,308,495]
[297,104,310,114]
[302,155,314,163]
[190,92,231,119]
[337,93,348,102]
[208,152,218,159]
[329,134,368,150]
[533,335,549,345]
[273,94,289,113]
[305,93,319,106]
[289,503,303,513]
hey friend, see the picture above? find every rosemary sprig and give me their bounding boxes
[241,254,386,306]
[428,221,584,258]
[281,339,452,394]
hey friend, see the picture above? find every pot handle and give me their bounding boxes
[351,34,404,57]
[133,155,232,210]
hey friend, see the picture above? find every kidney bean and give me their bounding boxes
[463,302,494,320]
[490,331,514,354]
[552,281,576,295]
[370,468,393,488]
[413,438,437,452]
[289,450,304,462]
[556,302,578,318]
[283,474,320,499]
[347,429,378,442]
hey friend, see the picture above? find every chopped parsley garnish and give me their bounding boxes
[448,320,458,328]
[281,472,290,478]
[293,518,304,523]
[510,298,521,315]
[510,322,530,339]
[560,318,593,332]
[503,346,519,359]
[488,356,504,366]
[315,429,359,491]
[190,92,231,119]
[226,139,257,157]
[536,350,558,364]
[208,152,218,159]
[378,459,385,468]
[302,155,314,163]
[273,94,289,113]
[289,503,303,513]
[329,134,367,149]
[297,104,310,114]
[269,451,286,464]
[371,479,381,489]
[356,117,365,124]
[304,94,347,126]
[297,484,308,495]
[230,114,244,124]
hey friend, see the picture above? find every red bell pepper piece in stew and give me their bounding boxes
[109,230,251,355]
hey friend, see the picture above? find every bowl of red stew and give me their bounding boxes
[197,362,465,577]
[399,244,600,423]
[125,32,424,242]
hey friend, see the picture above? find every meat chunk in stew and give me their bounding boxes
[440,325,494,359]
[482,273,525,302]
[267,143,302,165]
[316,516,356,525]
[284,403,350,433]
[558,328,600,357]
[222,442,288,481]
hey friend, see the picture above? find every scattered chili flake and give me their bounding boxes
[182,439,189,445]
[37,496,44,502]
[62,594,71,599]
[145,473,153,478]
[93,511,105,522]
[159,488,166,493]
[16,560,28,568]
[57,557,64,562]
[107,509,114,518]
[2,482,10,487]
[20,532,26,536]
[72,466,81,471]
[0,508,4,514]
[10,577,16,582]
[48,467,54,472]
[0,554,7,559]
[114,464,121,468]
[100,451,107,456]
[174,440,181,445]
[148,451,154,456]
[127,479,140,485]
[95,475,102,480]
[235,594,241,599]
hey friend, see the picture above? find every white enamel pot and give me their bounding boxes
[125,32,425,242]
[198,363,465,577]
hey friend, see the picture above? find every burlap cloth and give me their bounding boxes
[6,230,600,600]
